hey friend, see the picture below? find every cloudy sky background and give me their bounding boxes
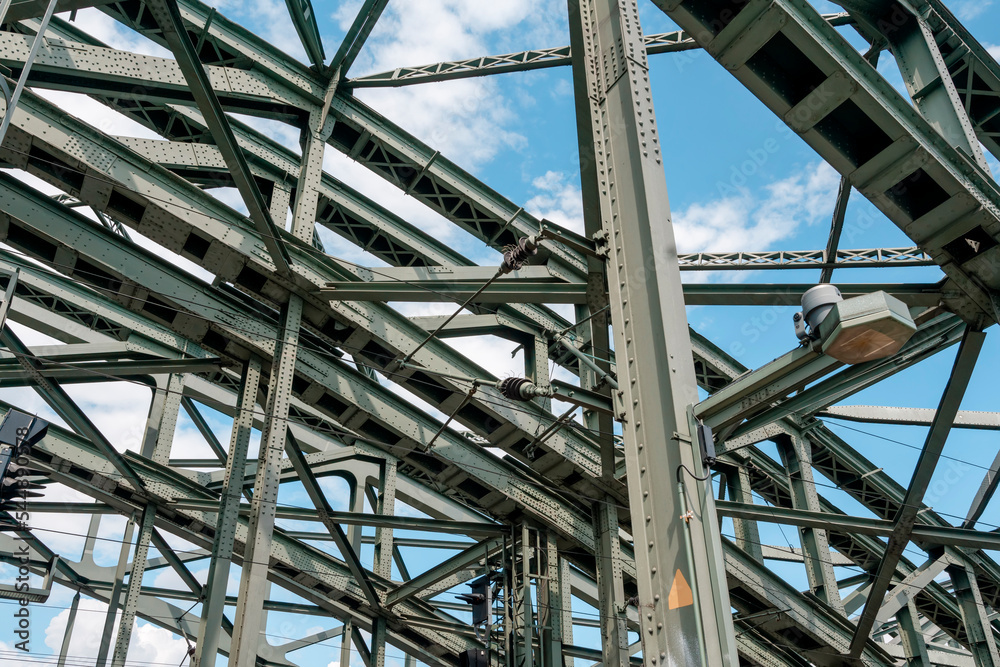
[0,0,999,665]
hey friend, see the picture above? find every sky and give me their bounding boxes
[1,0,1000,665]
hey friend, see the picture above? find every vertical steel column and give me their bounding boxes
[269,180,292,228]
[229,298,303,667]
[229,93,321,666]
[525,336,552,412]
[340,483,366,667]
[567,0,737,663]
[104,373,182,665]
[724,465,763,563]
[193,357,262,667]
[558,554,573,651]
[520,523,534,666]
[592,500,629,667]
[56,590,80,667]
[540,530,566,667]
[896,599,930,666]
[776,434,844,614]
[291,109,330,244]
[371,459,396,667]
[339,621,354,667]
[947,562,1000,666]
[141,374,185,465]
[110,507,156,667]
[96,516,135,667]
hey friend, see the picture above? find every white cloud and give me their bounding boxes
[952,0,993,21]
[65,8,172,57]
[525,170,584,235]
[671,162,840,254]
[344,0,565,171]
[44,597,190,665]
[988,44,1000,63]
[208,0,309,63]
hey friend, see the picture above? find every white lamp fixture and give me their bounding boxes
[794,285,917,365]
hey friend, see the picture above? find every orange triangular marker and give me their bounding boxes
[667,568,693,610]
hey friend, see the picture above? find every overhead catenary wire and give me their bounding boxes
[1,335,996,553]
[0,322,994,557]
[0,147,991,619]
[0,28,984,664]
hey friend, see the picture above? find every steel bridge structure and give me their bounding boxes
[0,0,998,665]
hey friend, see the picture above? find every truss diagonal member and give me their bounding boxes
[384,535,502,609]
[0,0,58,146]
[180,396,227,464]
[0,325,147,492]
[283,428,382,610]
[875,553,952,625]
[143,0,293,278]
[848,326,986,659]
[149,529,203,597]
[284,0,324,68]
[820,48,877,285]
[820,176,852,284]
[329,0,389,75]
[964,444,1000,529]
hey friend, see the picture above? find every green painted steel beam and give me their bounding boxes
[168,499,506,535]
[5,0,117,21]
[848,327,986,659]
[0,87,620,510]
[143,0,294,277]
[284,0,324,68]
[283,429,382,609]
[384,536,503,608]
[329,0,389,74]
[343,13,851,89]
[17,406,479,663]
[821,405,1000,430]
[730,313,966,439]
[651,0,1000,325]
[716,500,1000,551]
[319,280,587,304]
[681,283,944,307]
[0,357,222,386]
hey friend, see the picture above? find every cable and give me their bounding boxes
[5,349,995,573]
[0,148,556,330]
[0,162,996,628]
[0,245,614,443]
[827,420,1000,474]
[5,358,996,577]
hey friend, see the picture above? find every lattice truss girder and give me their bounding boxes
[0,0,997,665]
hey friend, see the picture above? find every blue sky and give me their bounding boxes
[2,1,1000,665]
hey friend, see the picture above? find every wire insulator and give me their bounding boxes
[500,237,537,274]
[498,376,533,401]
